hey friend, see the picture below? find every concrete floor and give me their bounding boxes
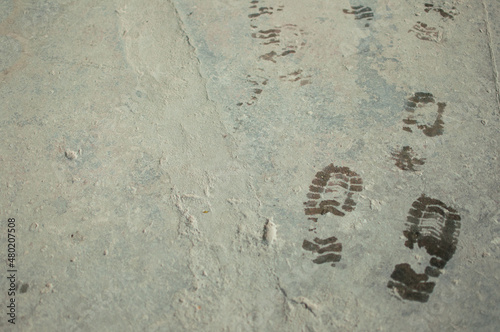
[1,0,499,331]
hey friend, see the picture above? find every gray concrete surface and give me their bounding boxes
[1,0,499,330]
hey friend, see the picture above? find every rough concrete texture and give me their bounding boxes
[1,0,499,330]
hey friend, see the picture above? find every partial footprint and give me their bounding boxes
[402,92,446,137]
[248,1,283,20]
[255,24,307,63]
[387,194,461,302]
[387,263,436,302]
[408,22,443,42]
[243,3,309,104]
[302,236,342,265]
[251,28,281,45]
[236,73,268,106]
[391,146,426,172]
[424,3,458,20]
[302,164,363,266]
[279,69,311,86]
[343,5,374,27]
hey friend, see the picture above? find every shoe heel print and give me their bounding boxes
[388,194,461,302]
[403,92,446,137]
[302,164,363,266]
[387,263,436,302]
[302,236,342,266]
[343,5,374,27]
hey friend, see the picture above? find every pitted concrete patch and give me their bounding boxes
[0,0,13,25]
[0,35,21,72]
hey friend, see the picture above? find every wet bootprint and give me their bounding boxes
[303,164,363,266]
[403,92,446,137]
[343,5,374,27]
[391,146,426,171]
[387,194,461,302]
[409,22,443,42]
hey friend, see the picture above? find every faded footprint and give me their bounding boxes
[408,21,443,42]
[391,146,426,172]
[241,0,310,107]
[236,73,269,106]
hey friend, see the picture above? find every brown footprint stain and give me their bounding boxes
[279,69,311,86]
[254,24,306,63]
[236,73,268,106]
[388,194,461,302]
[252,28,281,45]
[304,164,363,217]
[248,1,283,19]
[403,92,446,137]
[409,22,443,42]
[303,164,363,267]
[387,263,435,303]
[302,236,342,266]
[244,3,309,104]
[424,3,458,20]
[404,194,461,268]
[391,146,426,171]
[343,5,374,27]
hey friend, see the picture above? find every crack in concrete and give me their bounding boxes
[167,0,239,157]
[482,0,500,114]
[168,0,212,103]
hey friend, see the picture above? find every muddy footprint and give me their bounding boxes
[302,164,363,266]
[387,194,461,302]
